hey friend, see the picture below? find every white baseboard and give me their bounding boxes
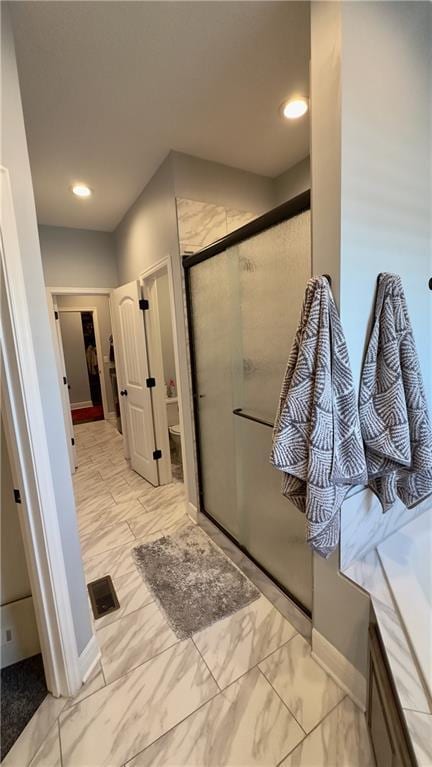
[187,502,198,524]
[311,628,367,711]
[71,401,93,411]
[1,596,40,668]
[78,634,101,684]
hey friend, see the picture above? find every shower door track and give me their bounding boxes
[183,189,312,620]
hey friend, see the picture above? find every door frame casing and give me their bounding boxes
[51,295,77,473]
[55,305,110,420]
[1,166,89,697]
[140,256,189,493]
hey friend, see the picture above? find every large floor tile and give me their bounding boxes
[193,595,297,689]
[75,492,115,518]
[74,481,113,505]
[403,710,432,767]
[259,634,345,733]
[77,505,119,537]
[28,722,61,767]
[94,569,153,630]
[84,540,137,582]
[2,694,66,767]
[80,521,135,560]
[59,640,218,767]
[98,601,178,682]
[106,498,146,524]
[128,503,189,540]
[128,666,303,767]
[139,483,186,514]
[281,697,375,767]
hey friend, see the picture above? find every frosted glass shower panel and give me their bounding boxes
[237,211,311,421]
[188,205,312,612]
[235,417,312,610]
[190,250,241,538]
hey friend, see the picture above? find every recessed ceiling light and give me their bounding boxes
[281,98,309,120]
[72,183,92,198]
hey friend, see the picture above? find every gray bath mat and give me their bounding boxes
[132,525,260,638]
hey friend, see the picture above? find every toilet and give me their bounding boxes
[169,423,182,461]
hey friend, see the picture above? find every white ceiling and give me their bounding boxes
[11,1,310,232]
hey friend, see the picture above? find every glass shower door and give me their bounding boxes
[189,209,313,612]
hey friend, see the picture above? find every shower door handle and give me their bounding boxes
[232,408,274,429]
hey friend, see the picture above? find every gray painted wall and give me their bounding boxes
[1,6,92,655]
[311,0,432,679]
[39,225,118,288]
[274,156,310,205]
[115,154,178,284]
[310,0,369,678]
[57,294,116,413]
[339,1,431,400]
[171,151,275,214]
[114,154,200,507]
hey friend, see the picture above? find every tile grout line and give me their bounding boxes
[123,644,312,767]
[57,717,64,767]
[122,677,223,766]
[190,635,223,692]
[102,637,181,687]
[94,598,158,635]
[275,695,349,766]
[257,666,307,736]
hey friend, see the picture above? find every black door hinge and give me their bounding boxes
[14,489,22,504]
[146,377,156,388]
[71,437,75,446]
[139,299,149,310]
[152,449,162,460]
[54,310,59,320]
[63,376,67,385]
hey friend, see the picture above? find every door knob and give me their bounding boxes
[120,389,128,397]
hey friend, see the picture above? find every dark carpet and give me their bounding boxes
[1,654,47,761]
[133,524,260,639]
[72,405,104,424]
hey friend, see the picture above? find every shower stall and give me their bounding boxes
[184,191,313,615]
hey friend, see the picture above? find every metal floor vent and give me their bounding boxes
[87,575,120,620]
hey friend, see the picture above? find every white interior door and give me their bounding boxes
[52,299,76,472]
[111,281,159,485]
[143,273,172,485]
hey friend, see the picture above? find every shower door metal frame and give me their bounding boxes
[183,190,311,617]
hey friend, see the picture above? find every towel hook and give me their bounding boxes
[322,274,332,286]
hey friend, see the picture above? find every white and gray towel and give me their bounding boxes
[270,276,367,558]
[359,273,432,511]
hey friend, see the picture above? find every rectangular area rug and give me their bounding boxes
[133,525,260,638]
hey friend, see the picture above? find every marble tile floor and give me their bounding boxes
[5,420,375,767]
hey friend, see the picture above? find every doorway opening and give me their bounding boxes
[47,289,119,473]
[58,309,104,424]
[141,265,185,485]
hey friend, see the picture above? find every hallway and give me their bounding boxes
[5,421,374,767]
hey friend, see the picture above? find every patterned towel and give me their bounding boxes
[359,273,432,511]
[270,276,367,558]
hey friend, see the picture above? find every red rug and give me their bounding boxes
[72,405,104,424]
